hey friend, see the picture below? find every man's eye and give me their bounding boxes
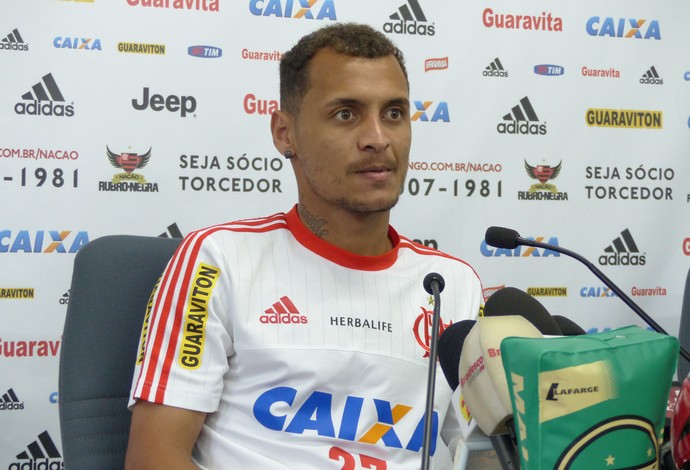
[386,108,404,120]
[337,110,353,120]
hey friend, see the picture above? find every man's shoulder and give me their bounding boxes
[189,212,290,239]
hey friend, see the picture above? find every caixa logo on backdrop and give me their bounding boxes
[53,36,102,51]
[586,17,661,40]
[480,237,560,257]
[249,0,336,20]
[0,231,89,254]
[411,101,449,122]
[14,73,74,117]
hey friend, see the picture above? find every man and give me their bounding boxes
[126,23,482,469]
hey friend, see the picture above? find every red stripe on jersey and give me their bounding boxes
[136,212,290,402]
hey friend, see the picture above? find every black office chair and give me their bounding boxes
[58,235,181,470]
[678,267,690,381]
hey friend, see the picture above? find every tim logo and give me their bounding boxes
[249,0,337,20]
[188,45,222,58]
[411,101,449,122]
[534,64,564,76]
[586,17,661,40]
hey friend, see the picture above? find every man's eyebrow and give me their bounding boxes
[323,97,410,108]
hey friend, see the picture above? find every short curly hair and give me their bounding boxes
[279,23,408,115]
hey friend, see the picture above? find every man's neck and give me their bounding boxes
[297,203,393,256]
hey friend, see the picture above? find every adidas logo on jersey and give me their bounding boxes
[0,388,24,411]
[496,96,546,135]
[261,296,307,324]
[1,28,29,51]
[599,228,646,266]
[10,431,63,469]
[383,0,435,36]
[14,73,74,117]
[639,65,663,85]
[483,57,508,77]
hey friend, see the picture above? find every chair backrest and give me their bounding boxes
[58,235,181,470]
[678,266,690,380]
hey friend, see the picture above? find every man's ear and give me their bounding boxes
[270,110,294,156]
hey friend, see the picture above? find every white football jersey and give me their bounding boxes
[130,206,483,469]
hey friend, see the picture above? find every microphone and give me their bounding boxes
[484,286,562,336]
[421,272,445,470]
[459,316,541,469]
[484,226,690,363]
[438,320,476,391]
[552,315,587,335]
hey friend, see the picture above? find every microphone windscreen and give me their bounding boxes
[552,315,587,335]
[484,287,562,336]
[485,226,520,249]
[438,320,476,390]
[459,316,543,435]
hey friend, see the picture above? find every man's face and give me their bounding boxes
[288,49,411,216]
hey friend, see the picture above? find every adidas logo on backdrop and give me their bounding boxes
[640,65,663,85]
[484,57,508,77]
[599,229,646,266]
[1,388,24,411]
[383,0,435,36]
[10,431,63,469]
[497,96,546,135]
[1,28,29,51]
[14,73,75,117]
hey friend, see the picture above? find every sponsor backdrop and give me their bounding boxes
[1,0,689,466]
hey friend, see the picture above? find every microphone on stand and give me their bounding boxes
[484,226,690,363]
[421,272,445,470]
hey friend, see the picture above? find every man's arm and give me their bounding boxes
[125,401,207,470]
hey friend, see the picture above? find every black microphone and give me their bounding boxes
[421,272,445,470]
[552,315,587,335]
[484,226,690,363]
[437,320,476,391]
[484,286,562,335]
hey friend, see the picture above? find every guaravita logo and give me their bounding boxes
[14,73,74,117]
[1,388,24,411]
[1,28,29,51]
[484,57,508,77]
[261,296,307,324]
[599,229,646,266]
[497,96,546,135]
[384,0,435,36]
[11,431,62,469]
[640,66,663,85]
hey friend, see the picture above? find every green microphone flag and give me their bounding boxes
[501,326,678,469]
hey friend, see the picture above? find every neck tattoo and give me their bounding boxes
[298,205,330,239]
